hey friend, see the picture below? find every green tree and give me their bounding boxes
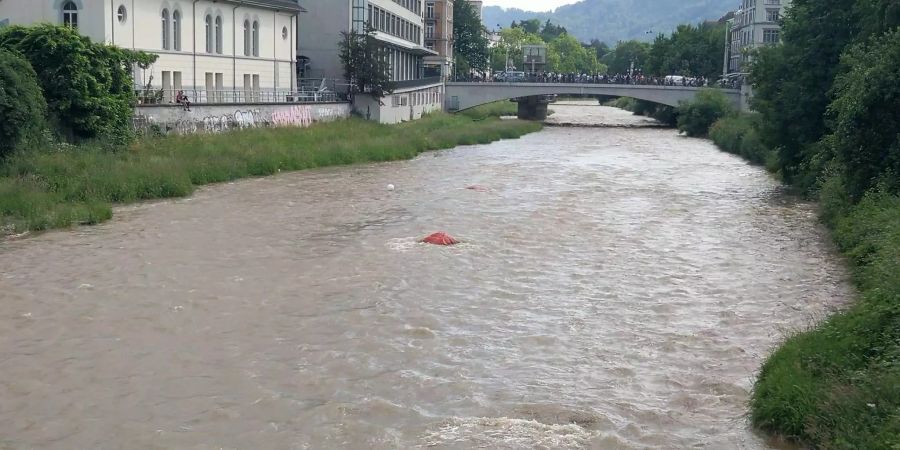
[490,27,545,71]
[828,29,900,200]
[339,28,394,100]
[548,33,605,73]
[512,19,542,35]
[644,23,725,79]
[748,0,860,189]
[0,48,46,158]
[453,0,489,79]
[588,39,610,60]
[602,40,650,74]
[0,24,154,144]
[675,89,734,137]
[540,20,568,42]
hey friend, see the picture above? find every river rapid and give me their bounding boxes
[0,102,850,449]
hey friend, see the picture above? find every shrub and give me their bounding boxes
[709,114,775,167]
[0,48,46,158]
[676,89,735,137]
[0,24,156,144]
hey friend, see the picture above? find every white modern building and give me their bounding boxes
[723,0,791,78]
[298,0,444,123]
[0,0,304,103]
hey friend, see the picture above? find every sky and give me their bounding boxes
[481,0,581,11]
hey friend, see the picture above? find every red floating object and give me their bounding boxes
[422,232,459,246]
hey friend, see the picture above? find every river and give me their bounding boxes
[0,102,850,449]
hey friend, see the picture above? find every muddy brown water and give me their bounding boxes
[0,103,848,449]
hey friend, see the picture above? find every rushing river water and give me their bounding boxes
[0,103,850,449]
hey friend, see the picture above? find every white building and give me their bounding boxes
[0,0,304,103]
[298,0,444,123]
[723,0,791,78]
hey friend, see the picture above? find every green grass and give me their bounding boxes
[0,111,541,234]
[704,115,900,449]
[458,100,518,120]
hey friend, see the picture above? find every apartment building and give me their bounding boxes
[423,0,453,78]
[723,0,792,77]
[0,0,303,102]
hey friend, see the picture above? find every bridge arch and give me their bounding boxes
[444,82,742,113]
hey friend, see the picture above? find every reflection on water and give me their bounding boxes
[0,104,849,449]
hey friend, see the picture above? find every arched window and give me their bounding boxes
[161,9,170,50]
[252,20,259,57]
[243,20,251,56]
[62,1,78,28]
[205,15,213,53]
[215,15,223,54]
[172,10,181,51]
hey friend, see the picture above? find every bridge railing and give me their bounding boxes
[450,76,742,90]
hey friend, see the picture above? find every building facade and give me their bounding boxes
[298,0,443,124]
[423,0,453,78]
[298,0,436,83]
[723,0,791,78]
[0,0,303,102]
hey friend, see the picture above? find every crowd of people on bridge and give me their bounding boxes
[526,72,712,87]
[459,71,743,89]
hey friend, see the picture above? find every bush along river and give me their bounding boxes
[0,102,851,449]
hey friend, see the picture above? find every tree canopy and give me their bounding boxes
[0,24,155,144]
[0,48,46,157]
[339,28,393,100]
[453,0,490,79]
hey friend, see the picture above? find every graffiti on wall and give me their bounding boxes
[134,105,348,136]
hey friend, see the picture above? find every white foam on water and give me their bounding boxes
[419,416,607,449]
[385,237,420,252]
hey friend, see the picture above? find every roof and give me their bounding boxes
[239,0,306,13]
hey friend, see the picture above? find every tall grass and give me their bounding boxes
[703,112,900,448]
[751,188,900,448]
[0,113,540,234]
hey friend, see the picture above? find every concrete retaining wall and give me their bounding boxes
[134,103,352,135]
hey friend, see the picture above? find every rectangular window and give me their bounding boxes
[763,29,780,43]
[766,8,780,21]
[205,72,214,103]
[162,71,172,102]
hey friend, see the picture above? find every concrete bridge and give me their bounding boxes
[445,82,746,120]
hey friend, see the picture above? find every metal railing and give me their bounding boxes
[394,76,442,90]
[135,86,346,106]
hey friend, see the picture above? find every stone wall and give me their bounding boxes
[133,103,352,135]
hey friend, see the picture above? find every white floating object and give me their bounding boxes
[387,184,395,191]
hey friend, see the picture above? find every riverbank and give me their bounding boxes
[0,109,541,236]
[707,113,899,448]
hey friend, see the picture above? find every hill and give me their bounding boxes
[482,0,736,43]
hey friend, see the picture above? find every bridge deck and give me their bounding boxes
[445,82,743,112]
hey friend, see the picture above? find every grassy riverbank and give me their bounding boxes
[707,113,900,448]
[0,109,540,234]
